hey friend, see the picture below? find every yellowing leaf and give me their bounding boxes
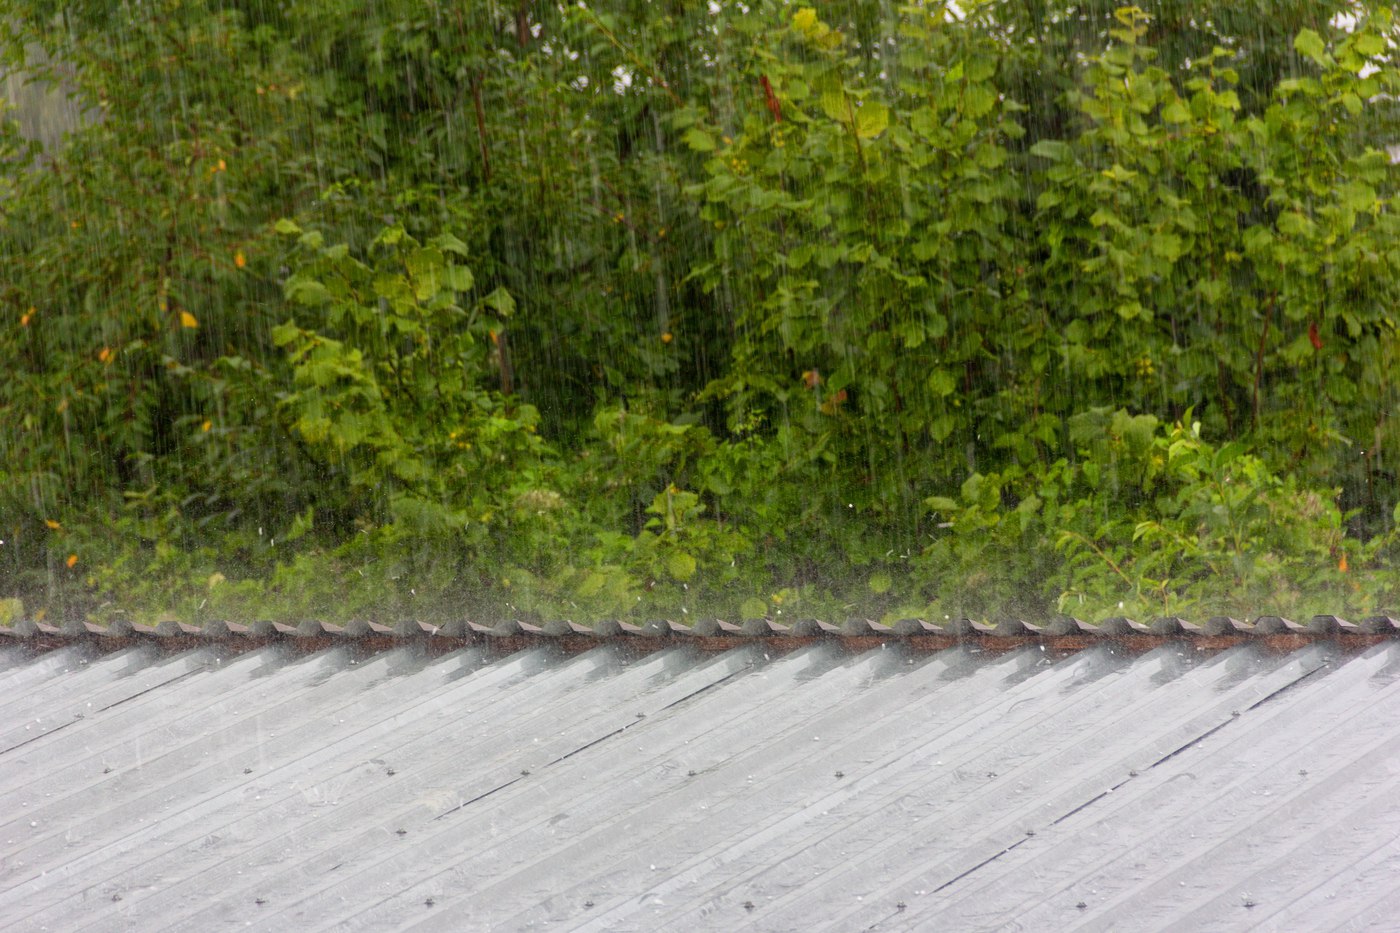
[66,554,78,568]
[180,311,199,329]
[793,8,818,33]
[44,519,61,530]
[201,420,212,432]
[98,346,112,363]
[234,250,246,269]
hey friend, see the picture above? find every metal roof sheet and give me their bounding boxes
[1,637,1398,930]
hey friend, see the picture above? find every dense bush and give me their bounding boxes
[2,2,1398,624]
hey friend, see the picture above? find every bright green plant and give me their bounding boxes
[4,2,1399,625]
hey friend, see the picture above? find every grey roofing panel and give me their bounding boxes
[0,640,1397,931]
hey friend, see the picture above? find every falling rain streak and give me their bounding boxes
[0,1,1398,628]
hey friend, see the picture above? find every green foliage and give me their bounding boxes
[2,2,1399,624]
[923,410,1400,620]
[269,221,541,506]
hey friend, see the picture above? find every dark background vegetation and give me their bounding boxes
[2,1,1399,625]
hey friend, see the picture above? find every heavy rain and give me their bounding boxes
[2,0,1399,630]
[5,5,1400,931]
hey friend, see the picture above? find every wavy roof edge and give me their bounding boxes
[2,613,1400,654]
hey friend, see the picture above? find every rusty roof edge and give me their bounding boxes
[1,613,1399,654]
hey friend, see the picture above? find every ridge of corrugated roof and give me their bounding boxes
[1,612,1397,654]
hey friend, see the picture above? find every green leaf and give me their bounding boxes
[1083,461,1101,488]
[926,311,948,339]
[820,86,849,124]
[1150,232,1184,262]
[373,272,414,309]
[283,506,314,543]
[910,106,938,138]
[442,264,475,292]
[1277,211,1314,237]
[868,571,892,595]
[1337,181,1377,213]
[1112,411,1159,454]
[960,84,996,119]
[374,224,407,248]
[739,597,769,619]
[1160,99,1191,123]
[284,275,331,307]
[964,55,997,83]
[273,218,302,235]
[1294,28,1328,66]
[428,231,470,257]
[666,550,697,582]
[1028,140,1073,162]
[855,102,890,139]
[270,321,300,347]
[1354,32,1386,57]
[406,247,444,302]
[483,286,516,317]
[927,369,957,397]
[895,321,925,348]
[682,127,716,152]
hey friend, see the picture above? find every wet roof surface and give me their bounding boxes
[2,637,1399,931]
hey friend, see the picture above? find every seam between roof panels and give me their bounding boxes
[1243,658,1330,711]
[0,666,203,758]
[92,667,206,713]
[924,657,1330,902]
[543,660,752,769]
[930,838,1033,896]
[431,660,754,823]
[1146,657,1330,771]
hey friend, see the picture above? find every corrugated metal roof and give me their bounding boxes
[2,636,1398,930]
[3,611,1399,662]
